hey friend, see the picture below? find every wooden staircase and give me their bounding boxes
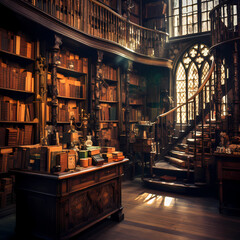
[143,122,217,193]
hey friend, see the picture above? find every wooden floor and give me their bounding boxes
[1,179,240,240]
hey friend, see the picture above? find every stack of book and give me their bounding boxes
[101,146,115,163]
[102,64,117,80]
[0,59,34,92]
[0,97,34,122]
[0,28,34,58]
[0,177,14,208]
[6,128,18,146]
[112,151,125,161]
[0,148,13,172]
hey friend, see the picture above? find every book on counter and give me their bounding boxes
[92,154,105,166]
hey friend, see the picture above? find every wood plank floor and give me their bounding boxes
[1,179,240,240]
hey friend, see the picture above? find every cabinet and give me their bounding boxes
[215,153,240,212]
[13,159,128,240]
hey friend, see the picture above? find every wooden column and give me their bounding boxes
[50,35,62,145]
[125,60,132,153]
[215,51,222,127]
[95,50,103,145]
[233,42,240,135]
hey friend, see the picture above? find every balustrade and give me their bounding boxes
[210,0,240,46]
[23,0,168,58]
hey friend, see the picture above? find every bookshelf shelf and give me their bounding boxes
[99,100,118,104]
[0,49,35,62]
[46,121,81,124]
[104,78,118,83]
[0,121,38,124]
[99,120,119,123]
[56,66,87,77]
[57,95,86,101]
[129,103,144,106]
[0,87,34,95]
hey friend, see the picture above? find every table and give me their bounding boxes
[12,159,128,240]
[215,153,240,212]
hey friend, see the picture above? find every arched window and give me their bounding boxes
[175,43,213,123]
[169,0,220,37]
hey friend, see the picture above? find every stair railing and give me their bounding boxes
[155,59,216,165]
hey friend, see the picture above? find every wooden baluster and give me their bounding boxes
[180,105,182,133]
[194,98,197,164]
[161,117,163,149]
[201,90,204,168]
[209,75,212,155]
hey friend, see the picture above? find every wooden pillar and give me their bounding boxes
[125,60,132,153]
[50,35,62,145]
[233,42,240,135]
[95,50,103,146]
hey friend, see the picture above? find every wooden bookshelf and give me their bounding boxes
[56,65,87,77]
[0,87,34,95]
[0,49,35,62]
[0,121,38,124]
[57,95,86,101]
[99,100,118,104]
[46,46,88,131]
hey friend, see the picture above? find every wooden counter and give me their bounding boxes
[215,153,240,212]
[12,159,128,240]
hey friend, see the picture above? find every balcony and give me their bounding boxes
[210,0,240,46]
[18,0,168,59]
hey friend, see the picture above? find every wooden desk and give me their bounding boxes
[12,159,128,240]
[215,153,240,212]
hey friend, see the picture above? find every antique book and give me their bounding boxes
[56,152,68,172]
[92,154,105,166]
[67,150,76,170]
[88,148,100,156]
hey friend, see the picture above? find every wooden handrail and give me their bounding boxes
[157,59,215,118]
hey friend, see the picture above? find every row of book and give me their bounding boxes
[129,96,143,105]
[0,28,34,59]
[54,73,85,98]
[56,50,88,74]
[46,99,80,122]
[121,107,143,122]
[100,104,117,121]
[100,85,117,101]
[0,148,15,173]
[129,73,141,86]
[102,64,117,81]
[0,97,34,122]
[30,0,83,29]
[0,175,15,208]
[0,60,34,92]
[100,124,118,140]
[0,125,33,147]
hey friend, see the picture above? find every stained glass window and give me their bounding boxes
[175,44,213,123]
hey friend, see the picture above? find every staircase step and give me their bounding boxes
[165,156,186,168]
[143,177,205,194]
[177,143,188,149]
[170,150,194,161]
[152,160,194,181]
